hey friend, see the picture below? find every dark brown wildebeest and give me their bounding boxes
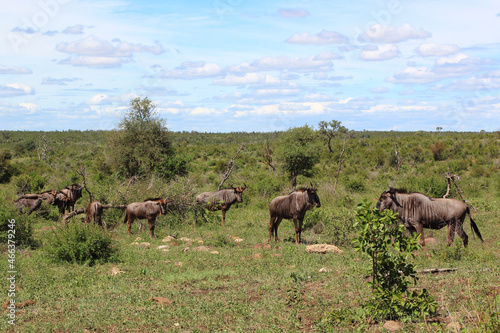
[195,185,247,226]
[14,196,43,215]
[85,201,106,229]
[376,188,483,247]
[268,185,321,244]
[123,199,167,238]
[60,184,83,213]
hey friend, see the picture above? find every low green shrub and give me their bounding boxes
[45,223,119,266]
[0,199,37,248]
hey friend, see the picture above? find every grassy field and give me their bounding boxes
[0,129,499,332]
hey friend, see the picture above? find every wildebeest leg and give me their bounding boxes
[447,223,456,247]
[274,217,282,242]
[127,215,135,235]
[293,217,300,244]
[454,219,468,247]
[269,216,276,243]
[297,218,304,244]
[148,217,156,238]
[221,208,226,226]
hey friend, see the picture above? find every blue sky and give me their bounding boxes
[1,0,500,132]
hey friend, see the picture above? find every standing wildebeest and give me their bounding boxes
[60,184,83,213]
[376,188,483,247]
[269,186,321,244]
[86,201,106,229]
[123,199,167,238]
[14,196,43,215]
[195,185,247,226]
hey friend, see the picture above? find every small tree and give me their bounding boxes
[108,97,185,178]
[318,120,347,153]
[275,126,319,188]
[353,202,437,321]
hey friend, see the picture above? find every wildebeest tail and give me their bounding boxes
[123,212,128,224]
[467,207,483,242]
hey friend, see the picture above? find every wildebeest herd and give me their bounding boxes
[13,182,484,248]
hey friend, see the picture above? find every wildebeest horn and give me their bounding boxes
[389,188,402,207]
[243,183,248,189]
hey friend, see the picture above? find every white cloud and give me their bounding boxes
[362,104,437,114]
[416,43,460,57]
[387,66,438,84]
[388,54,486,84]
[153,62,222,79]
[41,77,81,85]
[213,73,280,86]
[63,24,85,34]
[360,44,399,61]
[0,83,34,97]
[286,30,348,44]
[359,23,431,43]
[56,36,165,68]
[0,66,32,74]
[59,56,128,68]
[249,54,334,73]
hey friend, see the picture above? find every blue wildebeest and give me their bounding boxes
[123,198,167,238]
[195,185,247,226]
[14,195,43,215]
[268,185,321,244]
[60,184,84,213]
[86,201,106,229]
[376,188,483,247]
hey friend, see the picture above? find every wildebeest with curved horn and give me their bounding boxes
[268,185,321,244]
[123,198,167,238]
[14,195,43,215]
[195,185,247,226]
[376,188,483,247]
[60,184,83,213]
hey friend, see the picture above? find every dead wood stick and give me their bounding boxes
[417,268,457,274]
[218,145,244,190]
[62,208,87,226]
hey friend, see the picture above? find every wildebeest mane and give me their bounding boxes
[393,188,434,201]
[144,197,162,202]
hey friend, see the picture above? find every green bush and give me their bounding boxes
[45,223,119,266]
[0,200,37,248]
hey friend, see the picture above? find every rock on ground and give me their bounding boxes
[305,244,343,254]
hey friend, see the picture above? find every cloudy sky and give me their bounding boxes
[1,0,500,132]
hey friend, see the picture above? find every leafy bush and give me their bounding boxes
[45,223,118,266]
[304,207,356,246]
[0,200,37,248]
[353,202,437,322]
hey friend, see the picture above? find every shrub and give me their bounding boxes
[430,140,446,161]
[45,223,118,266]
[0,200,37,248]
[353,202,437,322]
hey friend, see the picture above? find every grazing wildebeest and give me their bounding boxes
[60,184,83,212]
[195,185,247,226]
[14,196,43,215]
[123,199,167,238]
[268,185,321,244]
[86,201,106,229]
[376,188,483,247]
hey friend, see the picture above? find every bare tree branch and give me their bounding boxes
[76,166,94,203]
[218,145,244,190]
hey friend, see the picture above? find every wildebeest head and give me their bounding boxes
[376,188,402,211]
[305,184,321,208]
[231,184,247,203]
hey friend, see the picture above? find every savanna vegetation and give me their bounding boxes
[0,98,499,332]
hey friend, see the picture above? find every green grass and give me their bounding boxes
[1,202,498,332]
[0,130,499,331]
